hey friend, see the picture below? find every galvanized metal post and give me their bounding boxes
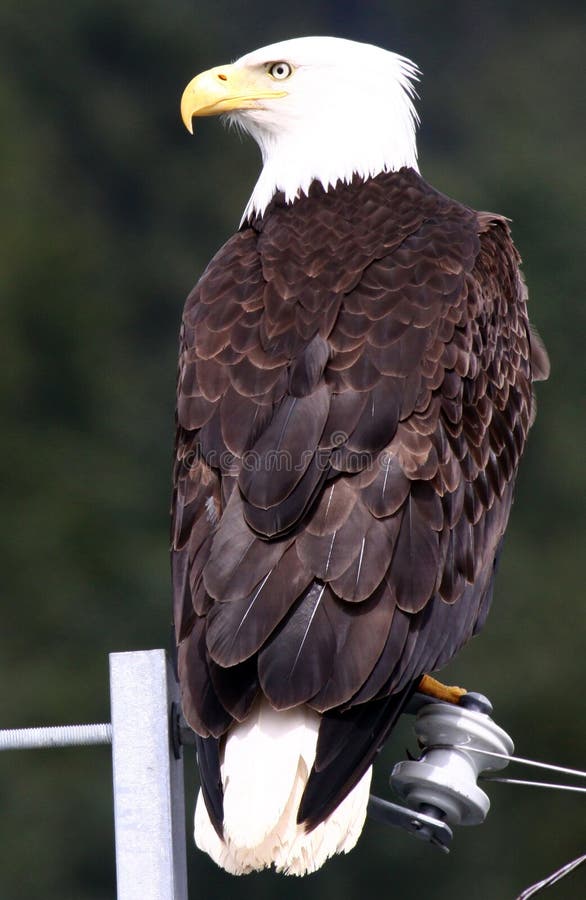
[109,649,188,900]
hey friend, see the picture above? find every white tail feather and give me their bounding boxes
[194,700,372,875]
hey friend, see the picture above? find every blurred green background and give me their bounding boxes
[1,1,584,898]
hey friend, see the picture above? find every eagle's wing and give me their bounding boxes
[172,171,545,830]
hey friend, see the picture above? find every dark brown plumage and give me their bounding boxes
[172,167,548,835]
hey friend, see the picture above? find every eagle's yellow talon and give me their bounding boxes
[418,674,467,704]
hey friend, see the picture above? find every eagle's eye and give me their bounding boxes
[268,61,293,81]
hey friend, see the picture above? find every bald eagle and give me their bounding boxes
[173,36,549,875]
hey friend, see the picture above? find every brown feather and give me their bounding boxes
[258,583,338,708]
[206,546,312,666]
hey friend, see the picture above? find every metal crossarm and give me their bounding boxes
[0,649,189,900]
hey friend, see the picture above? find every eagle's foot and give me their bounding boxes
[418,674,466,704]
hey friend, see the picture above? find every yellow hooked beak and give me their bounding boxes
[180,64,289,133]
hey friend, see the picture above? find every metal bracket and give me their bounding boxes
[368,795,453,852]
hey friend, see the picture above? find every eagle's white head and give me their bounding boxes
[181,36,420,221]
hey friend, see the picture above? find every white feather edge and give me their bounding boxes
[194,700,372,875]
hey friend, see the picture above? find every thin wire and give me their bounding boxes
[481,776,586,795]
[516,852,586,900]
[453,745,586,781]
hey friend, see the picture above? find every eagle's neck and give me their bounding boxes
[235,90,419,223]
